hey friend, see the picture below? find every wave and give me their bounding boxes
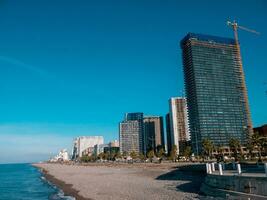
[40,176,75,200]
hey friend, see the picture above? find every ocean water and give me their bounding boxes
[0,163,75,200]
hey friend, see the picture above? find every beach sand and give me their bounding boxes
[34,162,205,200]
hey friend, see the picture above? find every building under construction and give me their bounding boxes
[181,33,253,154]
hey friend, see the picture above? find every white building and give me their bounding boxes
[169,97,190,155]
[72,136,104,159]
[50,149,69,162]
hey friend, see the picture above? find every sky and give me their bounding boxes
[0,0,266,163]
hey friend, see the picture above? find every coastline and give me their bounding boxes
[33,162,204,200]
[34,164,91,200]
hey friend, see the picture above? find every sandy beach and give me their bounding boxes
[34,162,205,200]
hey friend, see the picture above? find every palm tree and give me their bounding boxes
[246,141,254,160]
[157,148,165,159]
[183,145,192,161]
[202,138,214,160]
[215,144,225,162]
[251,133,267,162]
[169,145,177,162]
[229,138,241,161]
[130,151,138,159]
[147,150,155,162]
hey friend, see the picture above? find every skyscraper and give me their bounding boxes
[143,116,165,153]
[181,33,253,154]
[119,112,144,154]
[169,97,190,155]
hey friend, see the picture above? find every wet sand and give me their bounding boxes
[33,162,205,200]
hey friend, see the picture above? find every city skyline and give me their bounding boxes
[0,0,266,163]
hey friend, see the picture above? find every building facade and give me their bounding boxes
[119,113,144,154]
[72,136,104,159]
[181,33,253,154]
[143,116,165,153]
[169,97,190,154]
[165,113,172,154]
[119,120,141,154]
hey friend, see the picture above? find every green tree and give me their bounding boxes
[115,151,122,159]
[202,139,214,160]
[215,145,225,162]
[147,150,155,162]
[229,138,241,161]
[102,152,108,160]
[130,151,138,159]
[246,141,254,160]
[169,145,177,162]
[109,152,116,161]
[157,148,165,159]
[81,155,90,162]
[251,133,267,162]
[98,152,105,160]
[183,146,192,160]
[139,153,145,161]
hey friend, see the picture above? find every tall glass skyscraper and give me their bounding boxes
[181,33,253,154]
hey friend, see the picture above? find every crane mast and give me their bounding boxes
[227,20,259,137]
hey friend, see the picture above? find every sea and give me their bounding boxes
[0,163,75,200]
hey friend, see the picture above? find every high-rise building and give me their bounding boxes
[169,97,190,154]
[165,113,172,154]
[143,116,165,153]
[181,33,253,154]
[119,113,144,154]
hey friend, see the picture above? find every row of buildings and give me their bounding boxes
[72,136,119,159]
[119,32,264,156]
[119,97,190,155]
[71,97,190,159]
[119,113,165,155]
[70,32,265,159]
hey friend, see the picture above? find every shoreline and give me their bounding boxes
[35,164,91,200]
[33,162,204,200]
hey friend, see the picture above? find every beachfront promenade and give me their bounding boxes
[34,162,205,200]
[201,162,267,199]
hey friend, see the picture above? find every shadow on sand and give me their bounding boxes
[156,166,206,194]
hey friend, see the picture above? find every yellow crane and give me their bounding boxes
[226,20,260,136]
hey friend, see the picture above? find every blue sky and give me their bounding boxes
[0,0,266,163]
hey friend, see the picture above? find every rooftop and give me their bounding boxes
[180,33,236,46]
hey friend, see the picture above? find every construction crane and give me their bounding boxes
[227,20,260,43]
[226,20,260,136]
